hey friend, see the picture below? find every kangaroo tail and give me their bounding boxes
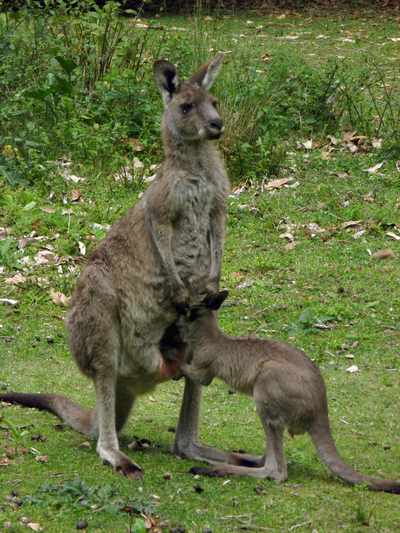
[310,415,400,494]
[0,392,94,437]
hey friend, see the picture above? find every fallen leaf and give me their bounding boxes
[34,250,56,265]
[0,456,12,466]
[346,365,359,373]
[0,298,18,306]
[285,242,297,251]
[353,230,366,239]
[302,139,313,150]
[279,232,295,242]
[341,220,362,229]
[0,227,11,240]
[128,138,144,152]
[327,135,339,145]
[372,138,382,149]
[5,273,26,285]
[386,231,400,241]
[35,455,48,463]
[265,177,290,190]
[342,131,357,142]
[27,523,43,532]
[372,249,395,260]
[50,289,70,307]
[365,162,384,174]
[70,189,81,202]
[305,223,325,236]
[236,280,254,289]
[78,241,86,256]
[41,207,56,214]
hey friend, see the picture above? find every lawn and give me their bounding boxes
[1,4,400,532]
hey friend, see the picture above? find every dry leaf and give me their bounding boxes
[78,241,86,256]
[279,232,295,242]
[50,289,70,307]
[0,227,11,240]
[0,298,18,306]
[365,162,384,174]
[386,231,400,241]
[265,177,290,190]
[302,139,313,150]
[34,250,56,265]
[347,142,358,154]
[71,189,81,202]
[127,138,144,151]
[341,220,362,229]
[305,223,325,236]
[342,131,357,142]
[371,138,382,149]
[0,456,12,466]
[236,280,254,289]
[35,455,48,463]
[41,207,56,214]
[327,135,339,145]
[27,523,43,532]
[285,242,297,251]
[346,365,359,373]
[372,249,395,260]
[5,273,26,285]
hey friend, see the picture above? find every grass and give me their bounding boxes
[1,5,400,532]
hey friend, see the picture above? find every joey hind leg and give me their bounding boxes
[190,403,287,481]
[94,372,143,480]
[174,378,262,466]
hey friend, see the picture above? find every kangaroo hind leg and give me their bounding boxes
[94,371,143,480]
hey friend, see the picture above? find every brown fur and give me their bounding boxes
[171,292,400,494]
[0,55,231,478]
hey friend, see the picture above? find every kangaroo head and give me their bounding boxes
[154,54,224,142]
[188,289,229,323]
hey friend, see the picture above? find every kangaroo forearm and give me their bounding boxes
[145,211,184,290]
[209,210,225,281]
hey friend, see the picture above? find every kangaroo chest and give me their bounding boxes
[173,174,219,281]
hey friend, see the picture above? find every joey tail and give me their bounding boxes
[310,415,400,494]
[0,392,93,437]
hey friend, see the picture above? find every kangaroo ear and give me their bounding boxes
[203,289,229,311]
[154,60,180,105]
[190,53,224,90]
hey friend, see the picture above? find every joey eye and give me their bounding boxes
[212,100,218,108]
[180,102,194,115]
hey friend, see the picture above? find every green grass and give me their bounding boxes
[1,6,400,533]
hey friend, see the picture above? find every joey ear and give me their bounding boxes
[203,289,229,311]
[190,53,224,90]
[154,60,180,105]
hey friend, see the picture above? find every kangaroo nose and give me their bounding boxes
[209,118,223,130]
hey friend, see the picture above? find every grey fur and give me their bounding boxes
[0,56,230,479]
[176,293,400,494]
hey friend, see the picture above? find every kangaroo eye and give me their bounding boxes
[212,100,218,108]
[180,103,194,115]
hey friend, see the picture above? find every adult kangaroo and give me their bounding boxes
[170,291,400,494]
[0,55,231,479]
